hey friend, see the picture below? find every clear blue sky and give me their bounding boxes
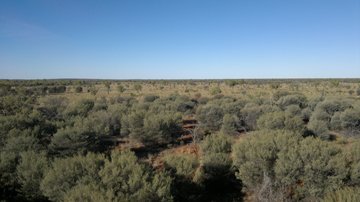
[1,0,359,79]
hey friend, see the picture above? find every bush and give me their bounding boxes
[277,94,307,109]
[16,151,49,201]
[257,111,303,132]
[210,87,221,95]
[310,108,331,123]
[99,150,173,202]
[75,86,82,93]
[142,112,183,144]
[321,187,360,202]
[240,106,262,131]
[196,104,224,131]
[301,107,312,119]
[163,154,199,178]
[143,95,158,102]
[40,152,106,201]
[232,130,348,199]
[339,108,360,131]
[308,119,330,140]
[285,104,302,116]
[220,114,239,136]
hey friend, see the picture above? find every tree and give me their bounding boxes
[117,85,125,94]
[90,87,98,96]
[210,86,221,95]
[40,153,106,201]
[226,80,237,88]
[134,84,142,93]
[330,80,340,87]
[220,114,239,136]
[102,81,111,94]
[159,86,164,91]
[75,86,82,93]
[308,119,330,140]
[269,82,281,90]
[196,104,224,131]
[16,150,49,201]
[99,150,173,202]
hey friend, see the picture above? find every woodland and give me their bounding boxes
[0,78,359,202]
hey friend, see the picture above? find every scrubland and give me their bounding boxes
[0,78,359,202]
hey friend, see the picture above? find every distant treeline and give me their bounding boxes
[1,78,359,87]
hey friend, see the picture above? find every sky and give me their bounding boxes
[0,0,359,79]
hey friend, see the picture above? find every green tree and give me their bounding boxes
[102,81,111,94]
[226,80,237,88]
[210,86,221,95]
[269,82,281,90]
[117,85,125,94]
[134,84,142,93]
[196,104,224,131]
[40,152,106,201]
[75,86,82,93]
[99,150,173,202]
[16,150,49,201]
[90,87,98,96]
[220,114,238,136]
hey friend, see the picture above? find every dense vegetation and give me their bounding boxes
[0,79,359,202]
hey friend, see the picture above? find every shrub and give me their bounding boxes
[143,95,158,102]
[321,187,360,202]
[163,154,199,178]
[301,107,312,119]
[257,111,304,132]
[240,106,262,131]
[75,86,82,93]
[277,94,307,109]
[142,112,183,144]
[285,104,302,116]
[40,152,105,201]
[196,104,224,131]
[339,108,360,131]
[310,108,331,123]
[308,119,330,140]
[220,114,239,136]
[272,90,292,101]
[210,87,221,95]
[308,97,323,111]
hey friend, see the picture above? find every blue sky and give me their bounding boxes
[0,0,359,79]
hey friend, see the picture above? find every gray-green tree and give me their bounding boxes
[134,84,142,93]
[117,85,126,94]
[102,81,111,94]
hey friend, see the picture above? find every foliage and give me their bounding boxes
[16,151,49,201]
[257,111,304,132]
[99,150,173,202]
[321,187,360,202]
[220,114,239,136]
[308,119,330,140]
[269,82,281,90]
[277,94,308,109]
[40,152,106,201]
[117,85,126,94]
[210,86,221,95]
[134,84,142,93]
[75,86,83,93]
[163,154,199,178]
[232,130,348,199]
[102,81,111,94]
[196,104,224,131]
